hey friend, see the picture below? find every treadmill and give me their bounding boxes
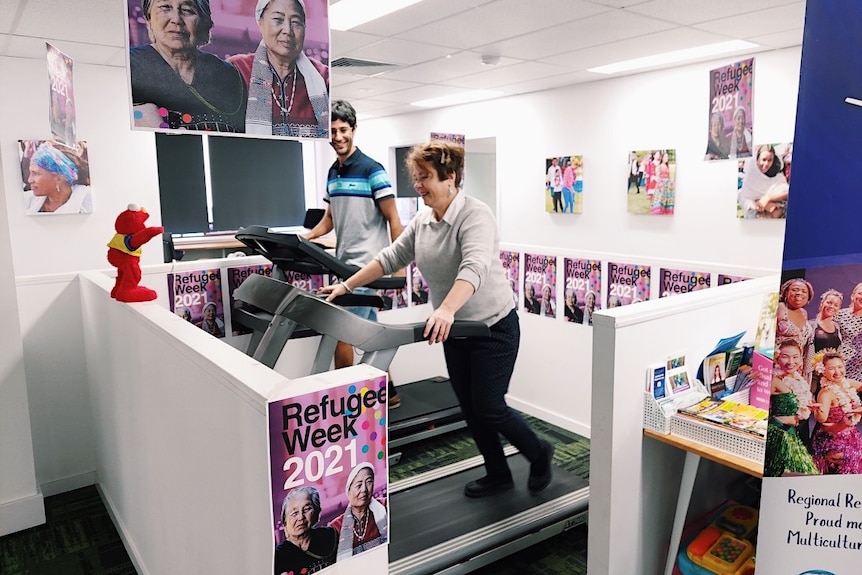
[234,226,468,454]
[234,274,590,575]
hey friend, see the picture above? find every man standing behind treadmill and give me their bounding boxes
[304,100,404,408]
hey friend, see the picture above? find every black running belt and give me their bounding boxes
[388,457,589,568]
[389,377,459,427]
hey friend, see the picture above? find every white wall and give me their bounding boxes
[79,270,389,575]
[352,47,799,272]
[1,47,798,500]
[0,143,44,536]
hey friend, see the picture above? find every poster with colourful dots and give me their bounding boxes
[705,57,754,161]
[125,0,330,137]
[523,253,557,318]
[500,250,520,309]
[563,258,601,326]
[716,273,751,286]
[607,262,650,308]
[226,264,272,336]
[167,268,225,338]
[659,268,710,298]
[268,373,389,574]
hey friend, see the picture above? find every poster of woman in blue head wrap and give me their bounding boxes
[17,140,92,215]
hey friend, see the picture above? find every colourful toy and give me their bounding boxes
[107,204,163,302]
[679,504,758,575]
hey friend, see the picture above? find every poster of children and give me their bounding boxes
[545,155,583,214]
[627,149,676,215]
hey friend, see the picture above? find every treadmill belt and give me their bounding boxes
[389,376,459,427]
[389,455,588,561]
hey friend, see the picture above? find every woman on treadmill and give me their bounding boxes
[321,141,554,498]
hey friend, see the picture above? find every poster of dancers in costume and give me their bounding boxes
[626,149,676,215]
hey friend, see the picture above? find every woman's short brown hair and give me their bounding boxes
[405,141,466,188]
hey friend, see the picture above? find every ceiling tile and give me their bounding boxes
[5,34,123,67]
[584,0,653,7]
[347,37,453,67]
[1,0,23,34]
[16,0,126,47]
[747,28,805,49]
[361,83,485,105]
[104,47,127,68]
[348,0,498,37]
[540,26,729,71]
[330,76,422,100]
[625,0,803,26]
[497,70,597,95]
[379,51,521,84]
[394,0,607,51]
[441,61,571,90]
[481,9,676,61]
[331,30,388,56]
[692,3,806,38]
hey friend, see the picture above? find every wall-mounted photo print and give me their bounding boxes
[627,149,676,215]
[523,253,557,318]
[126,0,330,137]
[705,58,755,160]
[18,140,92,215]
[545,155,583,214]
[737,142,792,219]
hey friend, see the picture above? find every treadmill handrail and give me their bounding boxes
[235,226,405,290]
[233,274,489,351]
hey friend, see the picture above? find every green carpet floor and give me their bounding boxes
[0,416,589,575]
[0,486,137,575]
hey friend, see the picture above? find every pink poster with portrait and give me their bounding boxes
[705,57,754,160]
[46,43,77,146]
[226,264,273,335]
[659,268,710,298]
[167,267,225,337]
[500,250,520,308]
[267,374,389,574]
[523,253,557,318]
[607,262,650,308]
[125,0,330,138]
[563,258,601,326]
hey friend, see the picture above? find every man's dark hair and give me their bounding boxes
[331,100,357,129]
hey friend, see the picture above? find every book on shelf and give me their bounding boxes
[677,399,767,438]
[703,352,729,398]
[725,347,745,378]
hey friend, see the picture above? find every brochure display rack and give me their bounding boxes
[643,387,765,464]
[589,275,776,575]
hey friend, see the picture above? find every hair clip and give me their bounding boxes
[440,150,448,164]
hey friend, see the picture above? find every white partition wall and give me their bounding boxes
[0,152,43,536]
[588,275,778,575]
[78,270,388,574]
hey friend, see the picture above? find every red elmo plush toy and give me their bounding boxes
[107,204,163,302]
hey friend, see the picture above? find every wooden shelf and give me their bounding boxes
[644,428,763,478]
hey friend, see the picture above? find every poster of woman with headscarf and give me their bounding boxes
[18,140,92,215]
[126,0,329,138]
[46,43,76,146]
[267,375,389,574]
[705,58,754,160]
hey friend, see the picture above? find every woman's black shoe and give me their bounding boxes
[528,440,554,493]
[464,475,514,498]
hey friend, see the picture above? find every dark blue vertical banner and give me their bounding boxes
[758,3,862,574]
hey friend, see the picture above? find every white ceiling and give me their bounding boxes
[0,0,806,119]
